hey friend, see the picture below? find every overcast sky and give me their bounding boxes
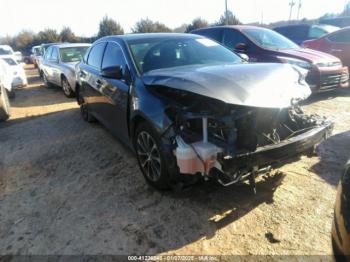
[0,0,348,36]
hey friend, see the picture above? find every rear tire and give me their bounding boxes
[134,122,171,190]
[62,77,75,98]
[0,85,11,122]
[6,89,15,99]
[78,89,95,123]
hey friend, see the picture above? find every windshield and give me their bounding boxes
[128,37,242,74]
[59,46,90,63]
[242,28,300,50]
[2,58,17,66]
[0,47,13,55]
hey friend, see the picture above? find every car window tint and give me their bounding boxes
[328,29,350,43]
[196,29,223,42]
[277,26,308,39]
[102,42,126,70]
[309,27,327,39]
[223,29,250,50]
[87,42,106,69]
[45,47,53,60]
[51,48,58,61]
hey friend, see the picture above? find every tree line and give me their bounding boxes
[0,10,240,54]
[1,2,349,55]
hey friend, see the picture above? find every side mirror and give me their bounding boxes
[235,43,247,51]
[238,53,249,62]
[101,66,123,79]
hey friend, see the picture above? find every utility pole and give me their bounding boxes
[289,0,295,22]
[297,0,302,20]
[225,0,228,25]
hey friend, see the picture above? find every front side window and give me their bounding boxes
[128,37,242,74]
[102,42,126,69]
[87,43,106,69]
[45,47,53,60]
[59,46,90,63]
[51,48,59,61]
[223,29,250,50]
[243,28,300,50]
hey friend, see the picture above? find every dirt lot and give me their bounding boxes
[1,65,350,256]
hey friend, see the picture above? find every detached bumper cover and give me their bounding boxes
[221,122,333,172]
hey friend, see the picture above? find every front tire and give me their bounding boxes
[0,85,11,122]
[134,122,171,190]
[62,77,75,98]
[43,73,52,88]
[77,89,95,123]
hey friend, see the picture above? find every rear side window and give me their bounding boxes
[87,42,106,69]
[328,29,350,43]
[276,26,308,39]
[195,28,223,43]
[102,42,126,70]
[223,29,250,50]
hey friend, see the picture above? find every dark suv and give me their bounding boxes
[192,25,349,92]
[274,24,339,45]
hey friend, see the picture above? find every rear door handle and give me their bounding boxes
[331,49,343,52]
[96,79,103,88]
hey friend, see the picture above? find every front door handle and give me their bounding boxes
[96,79,103,88]
[331,49,342,52]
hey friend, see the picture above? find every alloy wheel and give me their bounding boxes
[62,79,71,96]
[136,131,162,182]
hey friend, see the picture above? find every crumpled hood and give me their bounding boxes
[142,63,311,108]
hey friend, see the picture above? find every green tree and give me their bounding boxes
[97,16,124,38]
[185,18,209,33]
[132,18,172,33]
[216,10,241,26]
[60,27,77,42]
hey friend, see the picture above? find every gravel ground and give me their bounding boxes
[1,65,350,256]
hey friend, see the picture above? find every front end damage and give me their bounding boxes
[149,86,333,187]
[142,63,333,187]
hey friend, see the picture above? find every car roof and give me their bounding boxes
[52,43,91,49]
[192,25,269,32]
[274,24,311,29]
[98,33,203,43]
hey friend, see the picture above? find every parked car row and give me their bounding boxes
[40,43,91,97]
[192,25,349,92]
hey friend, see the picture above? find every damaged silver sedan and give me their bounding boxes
[76,34,333,190]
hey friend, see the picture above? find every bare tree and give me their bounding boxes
[132,18,172,33]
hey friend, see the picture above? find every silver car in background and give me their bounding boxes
[41,43,91,97]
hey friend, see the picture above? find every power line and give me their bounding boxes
[289,0,296,21]
[297,0,302,20]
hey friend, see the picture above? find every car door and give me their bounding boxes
[222,29,259,62]
[323,29,350,69]
[79,42,107,120]
[41,47,53,79]
[49,47,61,85]
[99,42,130,141]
